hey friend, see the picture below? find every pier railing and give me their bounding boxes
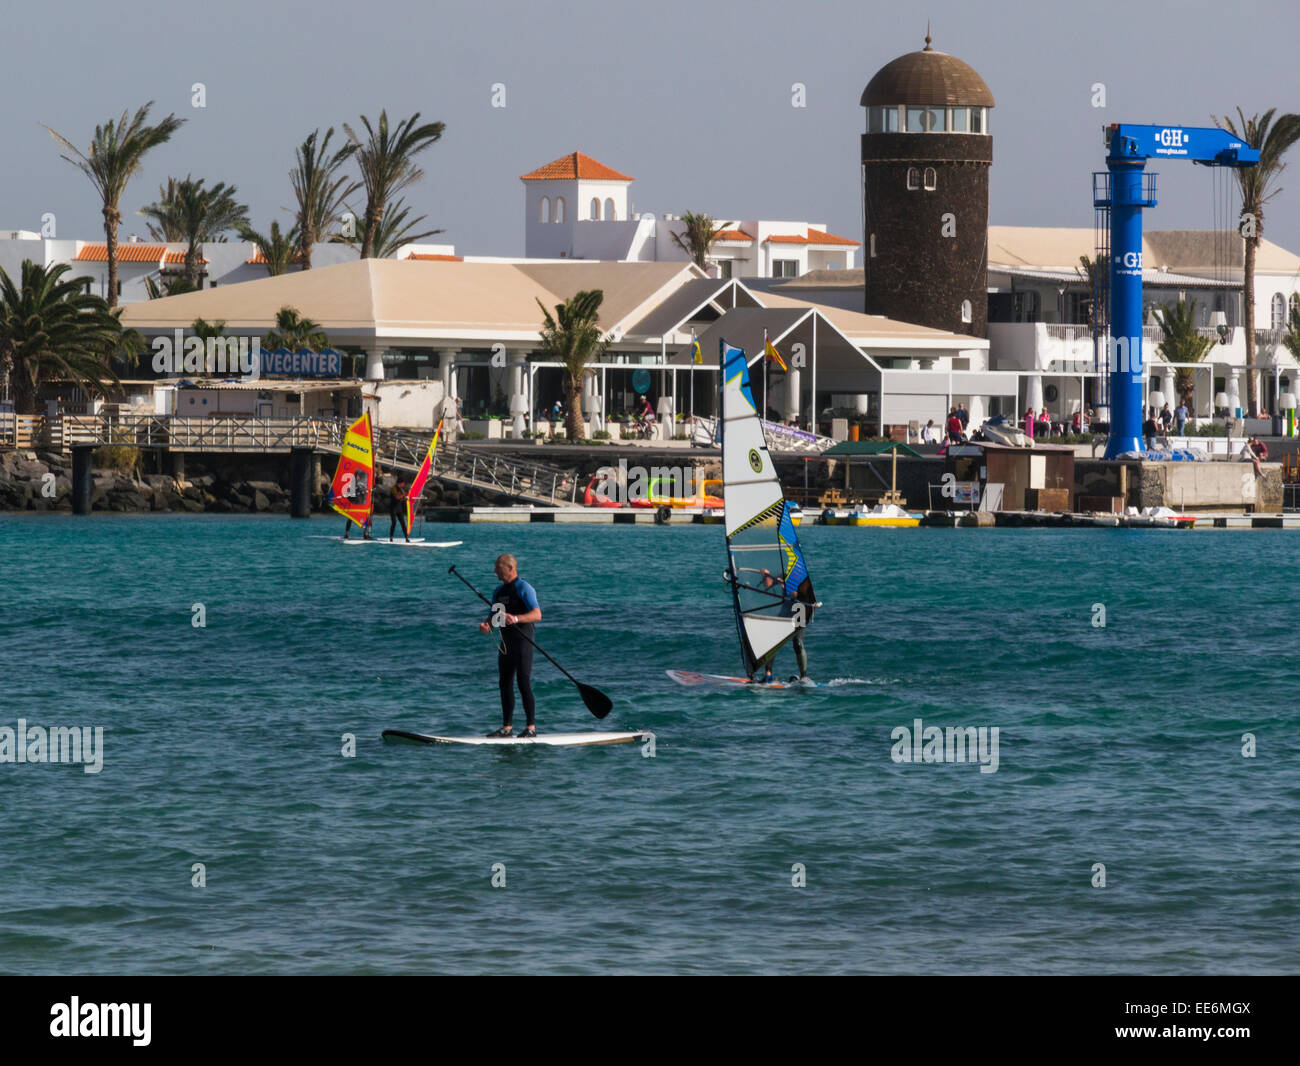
[371,425,579,506]
[0,412,581,506]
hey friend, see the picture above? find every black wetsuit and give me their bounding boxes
[491,578,538,728]
[389,486,409,541]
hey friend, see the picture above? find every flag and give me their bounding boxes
[691,333,702,365]
[764,332,787,373]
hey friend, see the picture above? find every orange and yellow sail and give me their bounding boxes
[330,412,374,527]
[404,418,442,530]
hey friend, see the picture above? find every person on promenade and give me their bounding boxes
[1142,407,1160,451]
[1160,403,1174,434]
[1037,408,1052,438]
[1024,408,1036,439]
[388,476,410,542]
[921,419,937,444]
[1243,436,1267,477]
[957,403,969,433]
[757,568,809,684]
[478,554,543,737]
[1175,400,1188,436]
[944,408,963,443]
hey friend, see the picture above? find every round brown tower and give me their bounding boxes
[860,33,994,337]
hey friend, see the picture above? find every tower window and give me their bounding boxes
[555,197,566,223]
[906,167,920,190]
[539,197,550,223]
[605,197,616,221]
[590,197,601,220]
[907,107,945,132]
[923,167,937,191]
[1272,292,1286,329]
[971,108,986,134]
[950,108,968,132]
[961,299,972,323]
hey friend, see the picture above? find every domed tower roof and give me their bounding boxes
[860,31,994,108]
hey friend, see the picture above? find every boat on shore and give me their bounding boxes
[819,502,921,527]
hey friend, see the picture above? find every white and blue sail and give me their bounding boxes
[720,339,817,676]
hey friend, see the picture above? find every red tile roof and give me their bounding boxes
[764,229,860,246]
[245,251,303,265]
[402,253,464,262]
[520,152,634,182]
[164,250,207,265]
[74,242,166,262]
[714,229,753,242]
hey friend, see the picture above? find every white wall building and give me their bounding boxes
[520,151,858,277]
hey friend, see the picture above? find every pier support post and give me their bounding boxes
[170,451,185,480]
[290,447,314,518]
[72,445,94,515]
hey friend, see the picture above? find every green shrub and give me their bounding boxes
[93,445,140,473]
[460,430,486,440]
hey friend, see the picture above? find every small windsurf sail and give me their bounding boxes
[405,418,442,530]
[330,412,374,528]
[720,339,816,677]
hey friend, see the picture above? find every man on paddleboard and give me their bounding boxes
[478,554,543,737]
[758,568,809,684]
[389,476,410,542]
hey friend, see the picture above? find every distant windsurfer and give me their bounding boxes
[389,477,410,542]
[342,472,372,540]
[478,553,543,737]
[757,568,810,683]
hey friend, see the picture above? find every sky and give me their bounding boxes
[3,0,1298,261]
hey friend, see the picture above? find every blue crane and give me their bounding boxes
[1095,123,1258,458]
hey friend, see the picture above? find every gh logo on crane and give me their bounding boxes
[1157,128,1187,149]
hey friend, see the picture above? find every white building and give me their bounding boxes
[520,151,858,277]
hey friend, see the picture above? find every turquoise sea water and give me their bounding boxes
[0,513,1296,975]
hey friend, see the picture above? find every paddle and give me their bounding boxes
[447,564,613,719]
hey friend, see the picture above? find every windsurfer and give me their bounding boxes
[389,477,410,541]
[758,568,809,683]
[478,554,543,737]
[342,473,372,540]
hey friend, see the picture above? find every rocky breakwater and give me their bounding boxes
[0,450,297,513]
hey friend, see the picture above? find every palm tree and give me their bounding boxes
[143,178,186,241]
[343,110,445,259]
[1212,107,1300,414]
[263,306,327,351]
[43,103,185,307]
[291,128,360,269]
[1282,300,1300,362]
[669,212,732,270]
[1155,299,1215,407]
[238,220,301,276]
[139,176,249,287]
[1075,254,1100,328]
[331,198,444,258]
[144,274,199,300]
[535,289,607,441]
[192,318,226,340]
[0,261,133,413]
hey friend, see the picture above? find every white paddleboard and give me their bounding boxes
[375,538,464,548]
[666,669,816,689]
[383,729,647,747]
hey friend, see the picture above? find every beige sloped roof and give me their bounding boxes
[760,290,986,346]
[120,258,702,342]
[988,226,1300,274]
